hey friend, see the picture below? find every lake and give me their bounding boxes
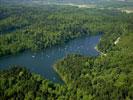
[0,35,101,84]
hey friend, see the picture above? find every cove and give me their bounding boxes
[0,35,101,84]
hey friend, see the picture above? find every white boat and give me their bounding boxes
[32,55,35,58]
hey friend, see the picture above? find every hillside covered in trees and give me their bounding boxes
[0,1,133,100]
[0,3,133,56]
[0,33,133,100]
[54,32,133,100]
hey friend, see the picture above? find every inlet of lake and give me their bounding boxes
[0,35,101,84]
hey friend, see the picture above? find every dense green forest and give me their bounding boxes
[54,32,133,100]
[1,33,133,100]
[0,66,69,100]
[0,4,133,56]
[0,2,133,100]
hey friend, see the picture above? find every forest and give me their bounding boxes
[0,4,133,56]
[0,2,133,100]
[0,33,133,100]
[54,33,133,100]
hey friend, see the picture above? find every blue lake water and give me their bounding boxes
[0,35,101,83]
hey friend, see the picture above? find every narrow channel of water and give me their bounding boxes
[0,35,101,83]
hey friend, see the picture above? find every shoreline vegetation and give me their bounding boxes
[94,36,121,56]
[0,2,133,100]
[94,46,107,56]
[1,33,132,99]
[53,64,67,84]
[53,33,133,100]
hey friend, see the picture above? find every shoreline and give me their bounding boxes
[94,36,121,56]
[94,46,107,56]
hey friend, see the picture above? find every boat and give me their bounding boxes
[32,55,35,58]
